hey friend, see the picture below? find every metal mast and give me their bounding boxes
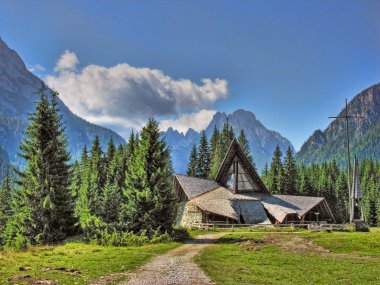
[328,99,365,222]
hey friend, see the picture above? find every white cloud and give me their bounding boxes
[27,64,46,73]
[54,50,79,72]
[159,109,216,133]
[45,51,228,133]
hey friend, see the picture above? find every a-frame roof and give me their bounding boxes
[215,138,270,194]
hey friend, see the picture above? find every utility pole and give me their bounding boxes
[328,99,365,222]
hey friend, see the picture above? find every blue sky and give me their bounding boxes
[1,0,380,150]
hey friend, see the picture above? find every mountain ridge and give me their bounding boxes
[296,82,380,165]
[0,37,125,170]
[162,108,295,173]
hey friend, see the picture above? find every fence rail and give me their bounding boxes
[192,222,347,231]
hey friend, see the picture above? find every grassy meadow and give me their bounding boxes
[196,229,380,285]
[0,237,179,285]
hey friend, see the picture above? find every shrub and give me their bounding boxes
[4,233,30,251]
[170,226,190,241]
[90,228,174,247]
[354,221,370,232]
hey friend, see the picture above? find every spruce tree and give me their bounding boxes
[238,129,255,169]
[187,144,198,177]
[106,138,116,167]
[196,131,211,178]
[125,131,136,168]
[69,161,81,202]
[123,119,175,234]
[88,136,105,216]
[283,147,297,195]
[115,144,127,189]
[101,181,121,224]
[209,142,222,179]
[261,163,269,188]
[6,86,75,245]
[335,171,349,223]
[0,169,12,244]
[297,163,312,195]
[268,145,283,194]
[209,126,220,159]
[75,145,91,220]
[221,122,234,156]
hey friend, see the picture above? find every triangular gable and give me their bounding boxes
[215,139,269,194]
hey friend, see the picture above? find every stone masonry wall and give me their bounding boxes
[175,202,203,228]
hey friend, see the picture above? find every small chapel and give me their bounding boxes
[174,139,335,227]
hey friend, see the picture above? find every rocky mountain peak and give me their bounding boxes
[297,82,380,165]
[162,108,295,173]
[0,37,31,79]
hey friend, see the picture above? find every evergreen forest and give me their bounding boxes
[187,123,380,225]
[0,86,177,249]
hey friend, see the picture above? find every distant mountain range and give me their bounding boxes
[0,38,125,177]
[297,83,380,166]
[1,37,378,180]
[161,109,295,173]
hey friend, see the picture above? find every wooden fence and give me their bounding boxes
[192,222,347,231]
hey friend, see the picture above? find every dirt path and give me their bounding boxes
[119,233,225,285]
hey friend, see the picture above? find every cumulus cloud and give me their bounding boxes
[45,50,228,132]
[27,64,46,74]
[160,109,216,133]
[54,50,79,72]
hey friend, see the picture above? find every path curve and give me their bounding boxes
[120,233,225,285]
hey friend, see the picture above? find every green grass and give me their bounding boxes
[0,238,179,284]
[196,230,380,285]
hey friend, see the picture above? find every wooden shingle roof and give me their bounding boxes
[247,193,326,223]
[174,174,220,199]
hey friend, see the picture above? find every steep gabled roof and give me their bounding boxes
[174,174,220,199]
[215,138,269,194]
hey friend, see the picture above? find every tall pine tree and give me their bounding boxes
[0,169,12,244]
[122,119,175,234]
[187,144,198,177]
[238,129,255,169]
[6,86,75,245]
[196,131,211,178]
[209,126,220,159]
[268,145,283,194]
[283,147,297,195]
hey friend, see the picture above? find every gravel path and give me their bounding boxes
[120,233,225,285]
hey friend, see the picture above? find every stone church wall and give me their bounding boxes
[175,202,203,227]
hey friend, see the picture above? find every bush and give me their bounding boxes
[90,228,175,247]
[170,226,190,241]
[79,213,108,240]
[4,233,30,251]
[354,221,370,232]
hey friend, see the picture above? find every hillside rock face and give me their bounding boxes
[162,109,295,173]
[0,38,125,168]
[297,83,380,165]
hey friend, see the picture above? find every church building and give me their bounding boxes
[174,139,335,227]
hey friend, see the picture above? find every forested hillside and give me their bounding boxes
[297,83,380,166]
